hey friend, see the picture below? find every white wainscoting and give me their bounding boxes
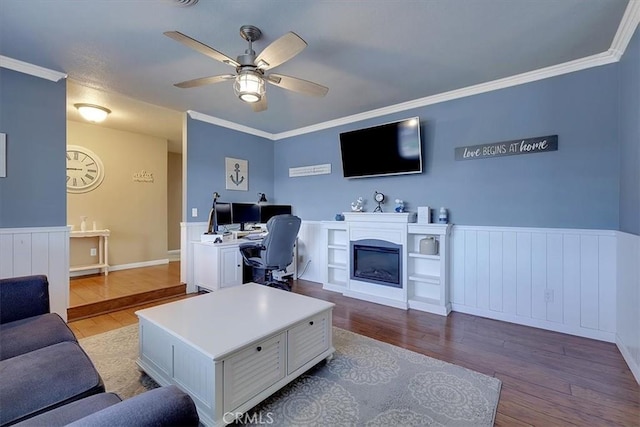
[297,221,323,283]
[0,226,70,321]
[616,231,640,383]
[180,221,208,293]
[450,226,617,342]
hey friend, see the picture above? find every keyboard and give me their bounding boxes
[244,233,265,241]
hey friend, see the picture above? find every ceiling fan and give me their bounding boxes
[164,25,328,112]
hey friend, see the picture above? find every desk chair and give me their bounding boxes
[239,214,301,291]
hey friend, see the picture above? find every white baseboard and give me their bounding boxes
[451,303,616,343]
[70,258,169,277]
[617,333,640,384]
[168,249,180,262]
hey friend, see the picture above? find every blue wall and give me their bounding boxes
[0,69,67,227]
[186,117,274,223]
[274,64,620,229]
[618,26,640,236]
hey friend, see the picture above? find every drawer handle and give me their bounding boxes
[309,321,314,326]
[256,346,262,352]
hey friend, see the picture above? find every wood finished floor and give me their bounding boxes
[68,262,185,321]
[68,267,640,426]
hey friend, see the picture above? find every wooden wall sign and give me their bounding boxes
[455,135,558,161]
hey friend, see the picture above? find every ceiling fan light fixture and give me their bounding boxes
[234,70,265,103]
[74,103,111,123]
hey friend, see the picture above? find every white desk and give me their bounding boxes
[192,237,297,292]
[70,229,110,275]
[136,284,335,426]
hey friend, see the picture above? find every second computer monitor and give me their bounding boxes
[214,202,232,232]
[231,202,261,230]
[259,204,292,223]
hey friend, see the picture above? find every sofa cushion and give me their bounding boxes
[0,341,104,426]
[0,275,50,324]
[66,386,199,427]
[11,393,121,427]
[0,313,77,361]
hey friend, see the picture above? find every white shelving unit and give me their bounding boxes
[406,223,452,315]
[322,221,348,292]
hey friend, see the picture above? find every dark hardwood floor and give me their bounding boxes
[68,267,640,426]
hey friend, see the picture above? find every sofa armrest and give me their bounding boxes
[0,275,50,324]
[66,386,199,427]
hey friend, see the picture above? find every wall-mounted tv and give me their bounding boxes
[339,117,422,178]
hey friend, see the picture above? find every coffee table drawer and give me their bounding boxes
[223,332,286,413]
[287,312,331,374]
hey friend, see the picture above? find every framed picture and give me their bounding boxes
[0,133,6,178]
[225,157,248,191]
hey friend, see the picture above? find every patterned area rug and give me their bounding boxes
[80,325,501,426]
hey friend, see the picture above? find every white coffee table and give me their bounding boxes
[135,284,335,426]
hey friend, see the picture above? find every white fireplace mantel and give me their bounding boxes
[342,212,417,223]
[322,213,451,315]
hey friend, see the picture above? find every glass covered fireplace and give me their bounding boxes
[350,239,402,288]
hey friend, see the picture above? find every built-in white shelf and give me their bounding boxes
[321,215,452,316]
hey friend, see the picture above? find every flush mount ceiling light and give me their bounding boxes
[233,70,265,103]
[74,103,111,123]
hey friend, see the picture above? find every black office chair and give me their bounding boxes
[239,214,301,291]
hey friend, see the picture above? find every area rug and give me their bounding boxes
[80,325,501,426]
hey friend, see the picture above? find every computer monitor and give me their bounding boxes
[259,204,292,223]
[231,202,261,231]
[214,202,232,232]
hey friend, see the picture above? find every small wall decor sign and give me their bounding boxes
[289,163,331,177]
[455,135,558,161]
[225,157,248,191]
[133,170,154,183]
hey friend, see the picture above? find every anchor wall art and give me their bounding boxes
[225,157,248,191]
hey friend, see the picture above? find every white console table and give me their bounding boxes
[69,229,110,275]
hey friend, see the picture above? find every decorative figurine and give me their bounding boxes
[394,199,405,213]
[351,197,365,212]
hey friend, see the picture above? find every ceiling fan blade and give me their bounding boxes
[267,74,329,97]
[174,74,235,89]
[255,32,307,70]
[164,31,240,68]
[251,95,268,112]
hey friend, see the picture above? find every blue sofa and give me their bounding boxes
[0,275,199,426]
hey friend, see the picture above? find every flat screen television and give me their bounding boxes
[339,117,422,178]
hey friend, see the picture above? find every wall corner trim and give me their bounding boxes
[187,110,275,140]
[0,55,67,82]
[609,0,640,60]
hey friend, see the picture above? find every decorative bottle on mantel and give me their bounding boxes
[438,208,448,224]
[80,216,88,232]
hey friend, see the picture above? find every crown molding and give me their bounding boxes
[609,0,640,59]
[0,55,67,82]
[274,50,618,140]
[187,110,274,140]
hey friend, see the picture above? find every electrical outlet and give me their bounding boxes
[191,208,198,217]
[90,248,97,257]
[544,289,554,303]
[298,255,304,264]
